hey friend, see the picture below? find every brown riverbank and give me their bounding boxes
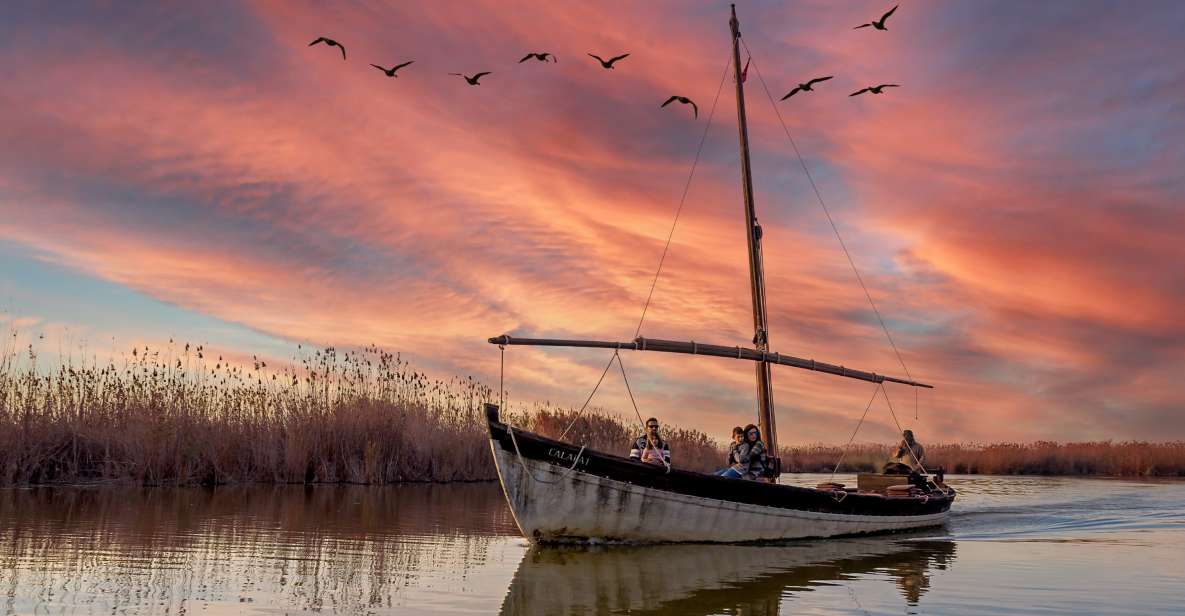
[2,344,1182,485]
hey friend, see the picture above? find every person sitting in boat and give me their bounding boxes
[714,426,746,478]
[738,424,767,480]
[884,429,926,474]
[630,417,671,466]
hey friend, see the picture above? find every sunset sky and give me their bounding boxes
[2,0,1183,444]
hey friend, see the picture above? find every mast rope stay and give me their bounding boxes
[618,351,671,473]
[739,41,921,407]
[634,50,733,338]
[555,49,731,442]
[508,425,588,484]
[879,382,929,474]
[558,351,620,439]
[829,384,881,481]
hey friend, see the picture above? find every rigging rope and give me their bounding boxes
[499,344,506,411]
[558,351,620,439]
[557,48,732,441]
[739,40,916,386]
[829,384,881,481]
[508,425,588,484]
[617,352,671,473]
[634,51,733,338]
[879,382,928,474]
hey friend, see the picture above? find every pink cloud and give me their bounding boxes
[2,1,1182,443]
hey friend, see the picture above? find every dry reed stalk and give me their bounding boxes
[3,333,1182,484]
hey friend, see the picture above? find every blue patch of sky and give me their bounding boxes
[0,241,296,359]
[0,1,287,88]
[8,159,431,287]
[914,0,1185,177]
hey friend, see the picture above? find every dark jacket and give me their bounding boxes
[630,435,671,466]
[738,440,766,479]
[727,441,746,471]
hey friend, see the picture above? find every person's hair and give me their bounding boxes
[903,429,914,441]
[645,417,659,428]
[731,426,744,436]
[743,424,760,441]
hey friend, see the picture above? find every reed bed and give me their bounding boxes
[0,339,721,485]
[3,336,1183,484]
[0,340,503,485]
[782,441,1185,476]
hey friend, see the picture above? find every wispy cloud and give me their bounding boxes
[1,0,1182,442]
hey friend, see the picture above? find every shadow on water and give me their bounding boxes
[500,537,957,615]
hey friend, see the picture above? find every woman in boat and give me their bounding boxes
[738,424,767,480]
[714,426,747,478]
[630,417,672,466]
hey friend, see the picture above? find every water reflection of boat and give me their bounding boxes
[499,538,956,616]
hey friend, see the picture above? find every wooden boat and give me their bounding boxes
[485,5,955,544]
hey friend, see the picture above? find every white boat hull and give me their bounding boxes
[491,438,949,543]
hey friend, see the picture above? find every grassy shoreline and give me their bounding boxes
[3,341,1182,485]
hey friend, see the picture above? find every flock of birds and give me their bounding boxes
[307,4,903,120]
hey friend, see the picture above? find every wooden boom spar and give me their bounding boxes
[488,335,933,389]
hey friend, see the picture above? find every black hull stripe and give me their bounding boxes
[488,414,954,518]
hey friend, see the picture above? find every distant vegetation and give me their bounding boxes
[784,442,1185,477]
[1,338,1182,485]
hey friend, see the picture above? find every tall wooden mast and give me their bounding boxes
[729,4,778,473]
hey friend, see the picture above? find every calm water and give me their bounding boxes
[2,475,1183,615]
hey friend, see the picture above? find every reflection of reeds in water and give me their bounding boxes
[0,484,520,614]
[0,340,724,485]
[784,441,1185,476]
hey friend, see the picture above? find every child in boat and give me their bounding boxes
[739,424,767,480]
[629,417,672,466]
[714,426,746,478]
[883,429,926,474]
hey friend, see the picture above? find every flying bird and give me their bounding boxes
[519,52,557,63]
[854,5,898,30]
[588,53,630,69]
[370,61,414,77]
[450,72,491,85]
[661,95,698,119]
[308,36,347,60]
[849,84,900,96]
[780,76,834,100]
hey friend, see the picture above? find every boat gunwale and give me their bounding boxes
[485,404,954,518]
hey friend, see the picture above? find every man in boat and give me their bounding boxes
[714,426,746,478]
[630,418,672,466]
[884,429,926,474]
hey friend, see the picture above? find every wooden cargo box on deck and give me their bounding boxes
[857,473,910,494]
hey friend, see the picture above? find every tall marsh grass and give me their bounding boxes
[782,441,1185,476]
[0,338,721,485]
[3,335,1182,484]
[0,340,500,485]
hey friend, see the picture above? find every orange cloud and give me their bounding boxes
[2,1,1183,443]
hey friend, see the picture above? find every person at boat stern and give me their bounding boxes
[630,417,672,466]
[738,424,767,480]
[884,429,926,474]
[714,426,746,478]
